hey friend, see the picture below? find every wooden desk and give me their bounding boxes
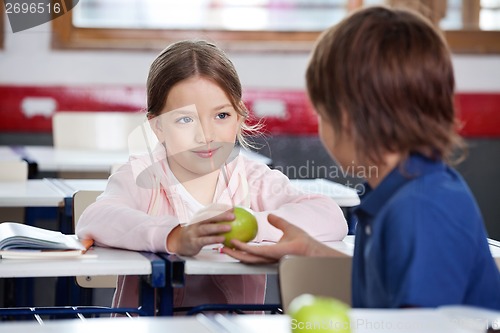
[0,316,212,332]
[290,178,360,207]
[19,146,128,173]
[172,236,355,277]
[0,178,107,208]
[0,247,166,317]
[227,307,500,333]
[152,237,354,315]
[174,236,355,276]
[0,146,21,161]
[0,179,64,207]
[0,178,109,233]
[0,177,356,211]
[42,178,108,198]
[1,306,498,332]
[488,239,500,269]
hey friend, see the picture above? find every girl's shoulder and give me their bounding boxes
[237,154,290,190]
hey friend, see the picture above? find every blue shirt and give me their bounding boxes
[352,153,500,310]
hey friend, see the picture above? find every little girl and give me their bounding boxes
[76,40,348,311]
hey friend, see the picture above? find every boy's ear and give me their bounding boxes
[340,109,353,137]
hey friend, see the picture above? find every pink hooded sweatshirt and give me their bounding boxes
[76,144,348,310]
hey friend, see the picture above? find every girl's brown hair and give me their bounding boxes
[147,40,260,149]
[306,6,464,165]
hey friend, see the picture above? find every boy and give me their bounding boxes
[223,6,500,310]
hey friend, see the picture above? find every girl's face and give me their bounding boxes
[153,76,241,181]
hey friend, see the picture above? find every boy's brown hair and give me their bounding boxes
[306,6,464,165]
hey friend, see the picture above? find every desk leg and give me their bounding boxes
[139,252,169,316]
[55,198,82,307]
[61,197,73,234]
[140,280,174,316]
[156,254,185,316]
[139,280,156,316]
[20,207,58,307]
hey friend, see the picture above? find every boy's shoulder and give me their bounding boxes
[381,164,483,236]
[394,164,474,207]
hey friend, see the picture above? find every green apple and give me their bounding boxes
[289,294,351,333]
[219,206,258,248]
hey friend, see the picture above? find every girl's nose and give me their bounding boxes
[195,120,215,144]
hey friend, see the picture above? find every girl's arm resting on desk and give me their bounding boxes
[222,214,347,264]
[77,198,177,253]
[76,165,178,253]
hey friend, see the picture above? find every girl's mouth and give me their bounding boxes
[192,147,219,158]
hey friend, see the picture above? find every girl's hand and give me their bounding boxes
[167,210,234,256]
[222,214,343,264]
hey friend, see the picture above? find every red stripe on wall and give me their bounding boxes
[0,86,499,138]
[0,86,145,133]
[456,94,500,137]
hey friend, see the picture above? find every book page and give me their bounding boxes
[0,222,86,251]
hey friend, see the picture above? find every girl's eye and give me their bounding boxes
[176,116,193,124]
[216,112,230,120]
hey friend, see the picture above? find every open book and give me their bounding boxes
[0,222,94,259]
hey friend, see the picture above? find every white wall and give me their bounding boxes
[1,13,500,92]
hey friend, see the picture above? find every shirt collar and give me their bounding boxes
[354,153,446,218]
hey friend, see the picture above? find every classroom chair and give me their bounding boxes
[0,160,31,307]
[52,111,149,152]
[0,160,28,181]
[52,190,131,318]
[278,255,352,313]
[72,190,117,289]
[52,111,157,179]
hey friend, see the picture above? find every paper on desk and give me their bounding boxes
[196,242,276,262]
[0,249,98,259]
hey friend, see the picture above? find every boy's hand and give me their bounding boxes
[221,214,310,263]
[222,214,344,264]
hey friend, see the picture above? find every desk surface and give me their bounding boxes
[1,307,498,333]
[0,179,108,208]
[46,178,108,196]
[180,248,279,275]
[0,177,357,209]
[178,236,355,276]
[21,146,129,173]
[63,178,359,208]
[0,246,153,278]
[488,239,500,268]
[0,178,107,208]
[290,178,360,207]
[0,179,64,207]
[15,145,272,173]
[0,147,21,161]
